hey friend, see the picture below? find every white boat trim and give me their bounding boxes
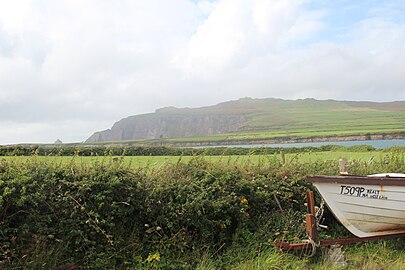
[368,173,405,178]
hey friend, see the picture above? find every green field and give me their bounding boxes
[1,151,392,169]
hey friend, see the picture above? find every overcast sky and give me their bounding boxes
[0,0,405,144]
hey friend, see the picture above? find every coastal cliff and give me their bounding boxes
[86,98,405,144]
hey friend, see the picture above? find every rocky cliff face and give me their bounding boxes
[86,113,249,142]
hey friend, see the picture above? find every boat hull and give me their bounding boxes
[307,176,405,238]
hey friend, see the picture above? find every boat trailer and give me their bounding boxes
[274,190,405,255]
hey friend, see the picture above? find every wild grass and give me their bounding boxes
[195,239,405,270]
[0,150,395,169]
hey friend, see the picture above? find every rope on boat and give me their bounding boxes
[316,199,325,221]
[304,237,320,257]
[316,199,329,229]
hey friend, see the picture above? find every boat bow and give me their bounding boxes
[307,175,405,238]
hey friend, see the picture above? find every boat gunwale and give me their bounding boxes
[307,175,405,186]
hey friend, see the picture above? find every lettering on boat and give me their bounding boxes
[339,185,388,200]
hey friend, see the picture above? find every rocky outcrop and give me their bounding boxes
[86,113,249,143]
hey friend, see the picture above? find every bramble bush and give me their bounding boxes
[0,154,404,269]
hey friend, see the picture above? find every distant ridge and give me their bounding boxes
[86,98,405,144]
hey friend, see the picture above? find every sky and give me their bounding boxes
[0,0,405,144]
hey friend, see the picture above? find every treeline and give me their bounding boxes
[0,144,385,156]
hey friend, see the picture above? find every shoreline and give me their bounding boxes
[80,131,405,148]
[5,131,405,148]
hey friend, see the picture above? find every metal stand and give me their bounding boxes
[274,190,405,254]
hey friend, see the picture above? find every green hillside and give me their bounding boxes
[86,98,405,145]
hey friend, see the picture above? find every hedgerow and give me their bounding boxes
[0,154,404,269]
[0,144,389,157]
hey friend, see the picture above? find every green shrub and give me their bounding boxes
[0,154,404,268]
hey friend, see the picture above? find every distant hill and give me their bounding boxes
[85,98,405,145]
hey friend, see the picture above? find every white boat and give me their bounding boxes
[307,173,405,238]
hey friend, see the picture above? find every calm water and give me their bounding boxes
[204,139,405,149]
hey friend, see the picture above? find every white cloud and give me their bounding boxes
[180,0,309,77]
[0,0,404,144]
[0,119,110,144]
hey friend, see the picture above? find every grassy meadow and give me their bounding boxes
[0,150,393,169]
